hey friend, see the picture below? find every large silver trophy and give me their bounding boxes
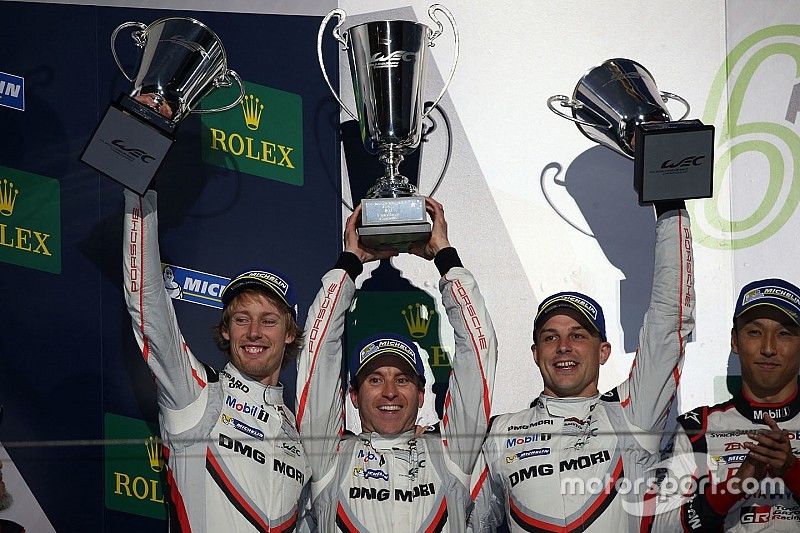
[82,17,244,194]
[318,5,458,250]
[548,58,713,203]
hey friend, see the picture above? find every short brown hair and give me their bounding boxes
[213,289,303,365]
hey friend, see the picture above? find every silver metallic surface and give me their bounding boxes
[318,4,457,190]
[547,58,690,158]
[111,17,244,123]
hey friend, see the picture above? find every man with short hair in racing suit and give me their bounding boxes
[296,198,497,532]
[645,278,800,532]
[470,202,695,532]
[123,189,310,532]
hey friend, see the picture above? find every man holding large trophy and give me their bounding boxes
[298,7,499,533]
[111,17,313,533]
[468,60,706,531]
[318,4,458,251]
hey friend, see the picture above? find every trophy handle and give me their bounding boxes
[111,22,148,83]
[660,91,691,120]
[546,95,613,129]
[422,4,459,120]
[540,162,595,238]
[193,70,246,114]
[317,9,358,121]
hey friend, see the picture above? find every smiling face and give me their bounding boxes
[533,309,611,398]
[350,355,424,435]
[221,291,295,386]
[733,307,800,403]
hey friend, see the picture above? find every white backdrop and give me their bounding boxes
[336,0,800,419]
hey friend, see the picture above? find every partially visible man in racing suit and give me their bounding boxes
[296,198,497,532]
[123,189,310,532]
[646,278,800,532]
[470,202,695,531]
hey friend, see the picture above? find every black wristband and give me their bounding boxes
[334,252,363,281]
[654,200,686,218]
[433,247,463,276]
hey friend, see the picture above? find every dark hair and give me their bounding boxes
[350,368,425,392]
[213,289,303,365]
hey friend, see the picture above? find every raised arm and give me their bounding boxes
[412,198,498,475]
[621,206,695,432]
[295,205,396,479]
[123,189,209,428]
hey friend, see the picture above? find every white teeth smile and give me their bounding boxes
[555,361,577,368]
[378,405,401,411]
[244,346,265,354]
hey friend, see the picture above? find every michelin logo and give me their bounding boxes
[743,286,800,311]
[0,71,24,111]
[162,263,230,309]
[221,413,265,441]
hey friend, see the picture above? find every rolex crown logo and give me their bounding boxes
[241,94,264,131]
[144,435,164,473]
[402,303,434,339]
[0,178,19,217]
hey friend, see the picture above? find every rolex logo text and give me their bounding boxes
[201,82,304,186]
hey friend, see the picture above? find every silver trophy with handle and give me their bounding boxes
[318,5,458,249]
[548,58,713,203]
[82,17,244,194]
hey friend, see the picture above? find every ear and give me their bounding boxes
[417,387,425,408]
[731,328,739,354]
[598,341,611,365]
[531,343,540,366]
[222,325,230,342]
[283,314,297,345]
[349,387,359,409]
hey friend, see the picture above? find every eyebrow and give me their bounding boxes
[232,310,281,317]
[742,318,798,330]
[365,369,414,379]
[540,325,589,335]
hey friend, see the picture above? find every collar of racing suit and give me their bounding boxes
[534,393,600,420]
[733,378,800,424]
[360,430,417,451]
[223,363,285,406]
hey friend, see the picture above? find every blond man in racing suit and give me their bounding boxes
[123,190,309,532]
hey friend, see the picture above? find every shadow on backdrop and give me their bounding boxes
[542,145,657,354]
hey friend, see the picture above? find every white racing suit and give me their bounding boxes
[645,385,800,532]
[123,190,310,532]
[296,254,497,532]
[471,209,695,532]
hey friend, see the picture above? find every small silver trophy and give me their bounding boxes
[548,58,714,203]
[318,5,458,249]
[82,17,244,194]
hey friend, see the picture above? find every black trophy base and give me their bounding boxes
[633,120,715,204]
[81,95,176,195]
[358,222,432,252]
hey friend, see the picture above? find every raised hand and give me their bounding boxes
[344,204,399,264]
[409,197,451,260]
